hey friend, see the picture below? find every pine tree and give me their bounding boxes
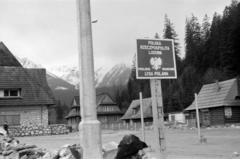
[163,14,182,75]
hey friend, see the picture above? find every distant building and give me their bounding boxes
[65,93,124,130]
[0,42,55,126]
[121,98,158,125]
[184,78,240,126]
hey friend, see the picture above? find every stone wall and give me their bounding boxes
[0,106,48,126]
[9,124,68,137]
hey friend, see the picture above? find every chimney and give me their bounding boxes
[215,80,220,92]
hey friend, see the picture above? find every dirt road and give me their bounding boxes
[16,128,240,159]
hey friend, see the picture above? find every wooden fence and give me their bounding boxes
[100,119,197,131]
[101,122,153,131]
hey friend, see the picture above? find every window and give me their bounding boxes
[133,106,140,115]
[113,116,118,122]
[103,106,113,112]
[0,89,21,98]
[225,107,232,118]
[101,116,107,122]
[103,107,107,111]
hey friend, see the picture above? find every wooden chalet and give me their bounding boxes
[121,98,154,125]
[0,42,55,126]
[184,78,240,126]
[65,93,124,130]
[65,96,81,130]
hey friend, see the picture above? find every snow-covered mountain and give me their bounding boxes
[96,63,131,88]
[16,57,75,91]
[16,57,131,89]
[49,65,79,86]
[51,63,131,88]
[16,57,131,106]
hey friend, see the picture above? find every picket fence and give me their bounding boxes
[100,119,197,131]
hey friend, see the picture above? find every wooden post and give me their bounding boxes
[150,79,166,159]
[195,93,201,140]
[76,0,102,158]
[140,92,145,142]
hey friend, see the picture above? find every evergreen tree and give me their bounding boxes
[163,14,182,75]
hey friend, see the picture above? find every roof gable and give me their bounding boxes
[96,93,116,106]
[185,78,240,111]
[0,42,22,67]
[102,94,114,103]
[121,98,152,120]
[71,96,80,106]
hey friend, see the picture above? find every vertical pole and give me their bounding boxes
[76,0,102,158]
[150,79,166,159]
[140,92,145,142]
[195,93,201,140]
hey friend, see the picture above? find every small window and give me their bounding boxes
[1,89,20,97]
[225,107,232,118]
[113,116,118,122]
[103,107,107,111]
[101,116,107,122]
[133,106,140,115]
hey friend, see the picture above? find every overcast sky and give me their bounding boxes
[0,0,232,70]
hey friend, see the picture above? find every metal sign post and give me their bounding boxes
[140,92,145,142]
[136,38,177,159]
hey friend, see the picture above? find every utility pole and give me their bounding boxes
[76,0,103,158]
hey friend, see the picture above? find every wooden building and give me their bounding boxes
[184,78,240,126]
[121,98,154,125]
[0,42,55,126]
[65,96,81,130]
[65,93,124,130]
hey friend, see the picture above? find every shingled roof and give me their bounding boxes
[27,68,56,103]
[185,78,240,111]
[121,98,153,120]
[0,42,22,67]
[0,67,55,106]
[0,42,55,106]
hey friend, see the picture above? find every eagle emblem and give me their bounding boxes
[150,57,162,70]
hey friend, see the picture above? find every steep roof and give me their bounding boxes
[27,68,56,103]
[0,42,22,67]
[0,67,55,106]
[121,98,153,120]
[185,78,240,111]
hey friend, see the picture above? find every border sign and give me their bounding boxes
[136,38,177,79]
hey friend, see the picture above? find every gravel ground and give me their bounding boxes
[16,128,240,159]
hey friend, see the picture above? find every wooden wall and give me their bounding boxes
[225,107,240,124]
[210,107,225,125]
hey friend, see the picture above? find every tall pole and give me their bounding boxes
[76,0,103,158]
[150,79,166,159]
[195,93,201,140]
[139,92,145,142]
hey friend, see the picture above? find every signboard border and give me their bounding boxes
[136,38,177,79]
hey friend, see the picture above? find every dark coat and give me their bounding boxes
[115,134,148,159]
